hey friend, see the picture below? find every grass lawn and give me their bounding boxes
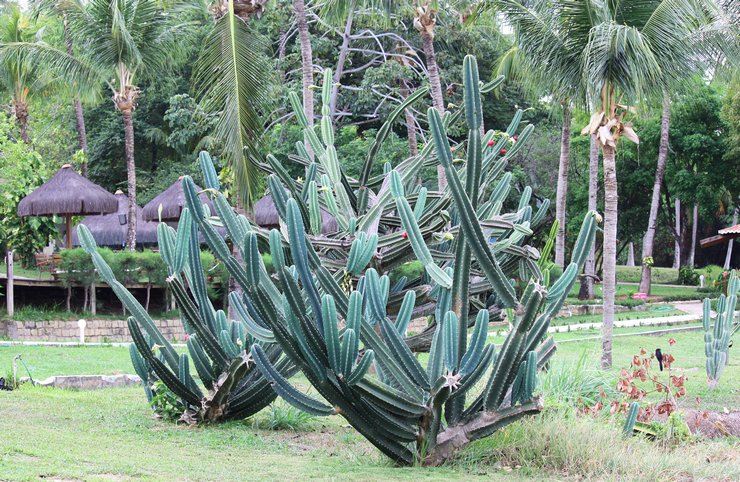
[566,282,706,304]
[615,266,680,284]
[0,262,52,280]
[0,325,737,481]
[550,304,685,327]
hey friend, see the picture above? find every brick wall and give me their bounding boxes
[2,318,186,343]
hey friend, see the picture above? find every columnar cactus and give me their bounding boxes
[258,63,551,352]
[181,55,597,464]
[77,212,296,423]
[703,270,738,389]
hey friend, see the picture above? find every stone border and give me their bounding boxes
[1,318,186,343]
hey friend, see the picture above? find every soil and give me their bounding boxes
[655,409,740,438]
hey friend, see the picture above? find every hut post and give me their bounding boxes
[6,250,13,318]
[90,281,97,315]
[66,214,72,249]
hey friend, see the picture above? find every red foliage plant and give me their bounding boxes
[583,344,687,423]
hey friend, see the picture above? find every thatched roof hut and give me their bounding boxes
[253,193,337,234]
[69,191,158,248]
[142,178,215,221]
[17,164,118,248]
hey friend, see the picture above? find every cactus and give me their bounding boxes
[623,402,639,436]
[180,55,597,465]
[704,270,738,389]
[77,201,297,423]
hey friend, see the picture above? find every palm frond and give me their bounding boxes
[192,0,272,208]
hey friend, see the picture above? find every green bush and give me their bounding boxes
[678,265,699,286]
[59,248,96,287]
[389,260,424,286]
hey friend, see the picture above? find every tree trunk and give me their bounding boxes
[90,282,96,315]
[554,105,572,268]
[673,198,681,269]
[626,242,635,267]
[725,208,738,269]
[419,29,446,191]
[330,7,354,120]
[15,100,30,144]
[639,95,670,295]
[601,143,618,369]
[400,81,419,157]
[689,204,698,267]
[122,110,137,251]
[64,17,88,175]
[294,0,314,154]
[583,134,599,299]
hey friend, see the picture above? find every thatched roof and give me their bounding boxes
[69,192,159,247]
[253,194,337,234]
[142,178,215,221]
[17,164,118,216]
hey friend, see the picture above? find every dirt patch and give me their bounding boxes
[655,409,740,438]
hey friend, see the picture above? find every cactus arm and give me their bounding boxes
[250,345,335,416]
[623,402,639,436]
[448,344,496,401]
[346,350,374,385]
[429,108,517,307]
[128,318,201,406]
[379,318,431,390]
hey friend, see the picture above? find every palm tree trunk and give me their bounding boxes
[330,6,354,120]
[419,29,446,191]
[689,204,698,267]
[63,17,88,176]
[15,100,30,144]
[400,81,419,157]
[724,208,738,269]
[626,242,635,266]
[601,143,618,369]
[294,0,314,151]
[673,198,681,268]
[639,95,670,294]
[554,105,572,268]
[583,134,599,299]
[122,110,137,251]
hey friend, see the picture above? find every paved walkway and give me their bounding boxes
[547,300,705,334]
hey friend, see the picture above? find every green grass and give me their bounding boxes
[0,262,52,280]
[616,266,680,284]
[0,327,737,480]
[566,283,705,303]
[551,305,685,327]
[0,345,136,380]
[488,327,738,411]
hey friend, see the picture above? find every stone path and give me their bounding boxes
[547,300,705,334]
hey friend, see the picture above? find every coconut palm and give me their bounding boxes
[0,6,56,143]
[32,0,91,175]
[493,44,580,270]
[192,0,273,208]
[480,0,736,367]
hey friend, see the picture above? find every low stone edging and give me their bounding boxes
[21,374,142,389]
[2,318,186,343]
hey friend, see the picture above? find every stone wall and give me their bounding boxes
[2,318,186,343]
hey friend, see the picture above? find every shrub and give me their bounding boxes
[678,265,699,285]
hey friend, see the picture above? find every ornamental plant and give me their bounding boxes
[174,55,596,465]
[703,270,737,388]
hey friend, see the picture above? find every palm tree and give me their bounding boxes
[33,0,91,175]
[639,2,736,293]
[192,0,273,208]
[0,6,55,144]
[61,0,182,250]
[481,0,733,368]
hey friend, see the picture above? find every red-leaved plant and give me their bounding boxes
[583,338,687,422]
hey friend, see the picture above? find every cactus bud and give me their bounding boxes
[487,140,494,147]
[500,149,507,155]
[401,231,408,239]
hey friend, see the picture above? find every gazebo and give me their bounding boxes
[70,191,158,248]
[699,223,740,249]
[142,178,215,222]
[253,193,337,234]
[17,164,118,248]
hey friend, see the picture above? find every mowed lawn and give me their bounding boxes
[0,326,738,481]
